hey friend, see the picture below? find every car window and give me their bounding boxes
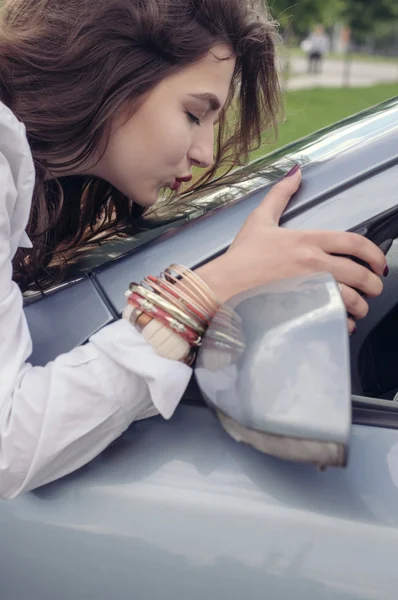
[318,163,398,424]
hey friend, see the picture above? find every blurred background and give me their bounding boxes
[255,0,398,158]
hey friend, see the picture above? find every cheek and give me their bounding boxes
[160,131,191,167]
[107,107,192,180]
[141,108,192,165]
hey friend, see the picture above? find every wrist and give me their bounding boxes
[194,256,233,304]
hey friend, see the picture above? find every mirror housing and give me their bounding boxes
[195,273,351,469]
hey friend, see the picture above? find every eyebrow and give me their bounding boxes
[189,93,221,112]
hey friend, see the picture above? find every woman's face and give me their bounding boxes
[89,44,236,207]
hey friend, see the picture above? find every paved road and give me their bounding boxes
[283,56,398,90]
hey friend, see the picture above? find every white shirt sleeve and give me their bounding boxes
[0,104,192,500]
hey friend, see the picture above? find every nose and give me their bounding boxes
[187,126,214,170]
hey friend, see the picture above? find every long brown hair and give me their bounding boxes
[0,0,281,288]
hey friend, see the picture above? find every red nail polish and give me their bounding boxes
[285,164,300,178]
[384,265,389,276]
[352,327,357,335]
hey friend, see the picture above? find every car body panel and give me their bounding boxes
[2,97,397,599]
[96,161,398,315]
[2,406,398,600]
[25,278,115,366]
[24,161,398,367]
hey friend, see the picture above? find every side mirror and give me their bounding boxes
[195,273,351,469]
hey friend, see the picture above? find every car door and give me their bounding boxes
[92,155,398,598]
[3,101,398,600]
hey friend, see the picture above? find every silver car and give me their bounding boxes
[2,96,398,600]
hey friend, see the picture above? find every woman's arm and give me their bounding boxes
[0,318,191,499]
[0,150,191,499]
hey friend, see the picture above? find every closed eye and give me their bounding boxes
[186,112,202,126]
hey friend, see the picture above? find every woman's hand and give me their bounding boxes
[196,168,387,333]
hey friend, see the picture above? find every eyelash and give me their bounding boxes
[186,112,202,126]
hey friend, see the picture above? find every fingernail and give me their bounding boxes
[351,327,357,335]
[284,164,300,178]
[384,265,389,276]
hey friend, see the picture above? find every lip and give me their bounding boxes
[176,175,193,183]
[169,180,182,191]
[168,174,192,191]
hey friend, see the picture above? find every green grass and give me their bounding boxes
[289,47,398,64]
[251,83,398,160]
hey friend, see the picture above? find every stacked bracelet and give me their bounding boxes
[123,265,221,364]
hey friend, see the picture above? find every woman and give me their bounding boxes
[0,0,386,498]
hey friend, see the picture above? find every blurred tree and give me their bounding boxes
[268,0,343,37]
[269,0,398,41]
[341,0,398,41]
[338,1,398,85]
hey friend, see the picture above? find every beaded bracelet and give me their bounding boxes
[127,291,202,346]
[164,265,219,315]
[123,304,194,364]
[144,276,212,323]
[123,265,221,364]
[128,283,205,335]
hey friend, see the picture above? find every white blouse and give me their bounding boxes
[0,102,192,499]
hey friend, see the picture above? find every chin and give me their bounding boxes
[128,187,160,208]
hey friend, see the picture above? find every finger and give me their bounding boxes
[338,283,369,321]
[347,317,356,335]
[307,230,387,277]
[324,255,383,297]
[255,167,302,226]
